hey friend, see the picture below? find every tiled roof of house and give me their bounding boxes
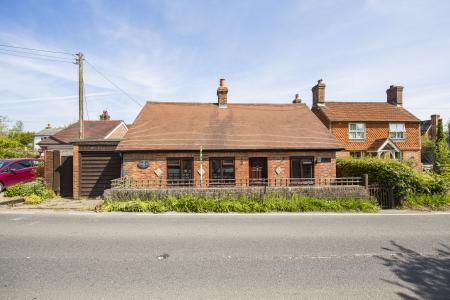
[35,127,63,136]
[117,101,343,151]
[38,120,124,145]
[313,102,420,122]
[420,120,431,135]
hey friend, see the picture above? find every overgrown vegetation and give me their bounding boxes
[4,179,55,203]
[337,157,448,197]
[100,194,380,213]
[403,194,450,211]
[0,116,37,158]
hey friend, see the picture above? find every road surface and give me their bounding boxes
[1,210,449,299]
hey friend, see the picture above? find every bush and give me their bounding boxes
[337,157,448,197]
[24,194,44,204]
[4,179,55,200]
[403,194,450,210]
[100,194,380,213]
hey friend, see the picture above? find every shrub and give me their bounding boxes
[24,194,44,204]
[4,179,55,200]
[100,194,380,213]
[337,157,448,197]
[403,194,450,210]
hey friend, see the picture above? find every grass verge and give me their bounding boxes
[100,194,380,213]
[403,194,450,211]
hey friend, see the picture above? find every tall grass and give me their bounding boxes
[403,194,450,210]
[100,194,380,213]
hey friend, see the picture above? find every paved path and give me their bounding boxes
[1,211,449,299]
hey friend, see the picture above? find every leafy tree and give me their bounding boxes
[434,119,450,173]
[11,120,24,132]
[0,115,9,135]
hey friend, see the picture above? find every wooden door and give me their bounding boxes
[59,156,73,197]
[249,157,267,186]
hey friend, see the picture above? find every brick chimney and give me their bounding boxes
[312,79,325,107]
[217,78,228,108]
[99,110,111,120]
[430,114,440,140]
[386,85,404,106]
[292,94,302,104]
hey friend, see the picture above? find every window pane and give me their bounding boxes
[302,163,313,178]
[349,123,356,130]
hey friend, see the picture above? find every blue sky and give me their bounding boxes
[1,0,449,131]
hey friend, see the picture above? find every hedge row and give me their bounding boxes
[337,157,448,197]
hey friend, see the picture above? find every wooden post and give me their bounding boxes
[363,174,369,190]
[76,52,85,139]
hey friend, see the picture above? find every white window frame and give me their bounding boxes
[348,123,366,140]
[389,123,406,140]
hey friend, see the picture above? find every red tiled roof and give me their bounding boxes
[314,102,420,122]
[38,120,124,145]
[117,102,343,151]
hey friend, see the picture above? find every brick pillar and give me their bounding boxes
[73,144,80,199]
[44,150,54,189]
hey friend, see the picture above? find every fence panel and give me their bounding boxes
[368,185,396,208]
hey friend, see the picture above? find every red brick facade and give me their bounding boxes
[122,150,336,184]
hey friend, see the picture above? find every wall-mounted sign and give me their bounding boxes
[154,168,163,177]
[138,160,149,169]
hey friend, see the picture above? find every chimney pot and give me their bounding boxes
[292,94,302,104]
[217,78,228,108]
[312,79,326,107]
[46,123,51,129]
[386,85,404,106]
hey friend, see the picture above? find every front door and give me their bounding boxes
[249,157,267,186]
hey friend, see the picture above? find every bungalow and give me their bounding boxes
[311,80,421,167]
[33,124,62,151]
[115,79,343,187]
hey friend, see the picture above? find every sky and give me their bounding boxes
[0,0,449,131]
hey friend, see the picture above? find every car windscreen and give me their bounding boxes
[0,160,12,169]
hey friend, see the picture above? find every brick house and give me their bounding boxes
[116,79,343,186]
[311,80,421,165]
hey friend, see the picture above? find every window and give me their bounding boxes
[167,158,193,185]
[290,157,314,185]
[389,123,405,140]
[9,160,31,171]
[210,158,235,185]
[350,151,364,158]
[348,123,366,140]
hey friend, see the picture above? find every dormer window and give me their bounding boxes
[348,123,365,140]
[389,123,405,140]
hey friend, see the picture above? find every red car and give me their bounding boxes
[0,158,41,192]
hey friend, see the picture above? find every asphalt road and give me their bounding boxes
[1,211,450,300]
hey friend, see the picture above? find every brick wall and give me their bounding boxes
[330,121,420,151]
[122,150,336,183]
[73,144,80,199]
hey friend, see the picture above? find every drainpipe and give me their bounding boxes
[199,146,203,187]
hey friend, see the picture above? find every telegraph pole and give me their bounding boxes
[75,52,85,139]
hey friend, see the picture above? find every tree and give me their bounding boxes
[0,115,9,135]
[11,120,24,132]
[434,119,450,172]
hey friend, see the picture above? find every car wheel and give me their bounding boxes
[0,182,4,193]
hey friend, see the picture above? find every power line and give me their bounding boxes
[85,60,143,107]
[0,43,73,56]
[0,48,74,61]
[0,50,74,64]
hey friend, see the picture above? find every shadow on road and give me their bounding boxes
[378,241,450,300]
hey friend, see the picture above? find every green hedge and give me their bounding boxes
[336,157,448,197]
[4,179,55,200]
[100,194,380,213]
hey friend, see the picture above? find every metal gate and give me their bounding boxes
[368,185,397,208]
